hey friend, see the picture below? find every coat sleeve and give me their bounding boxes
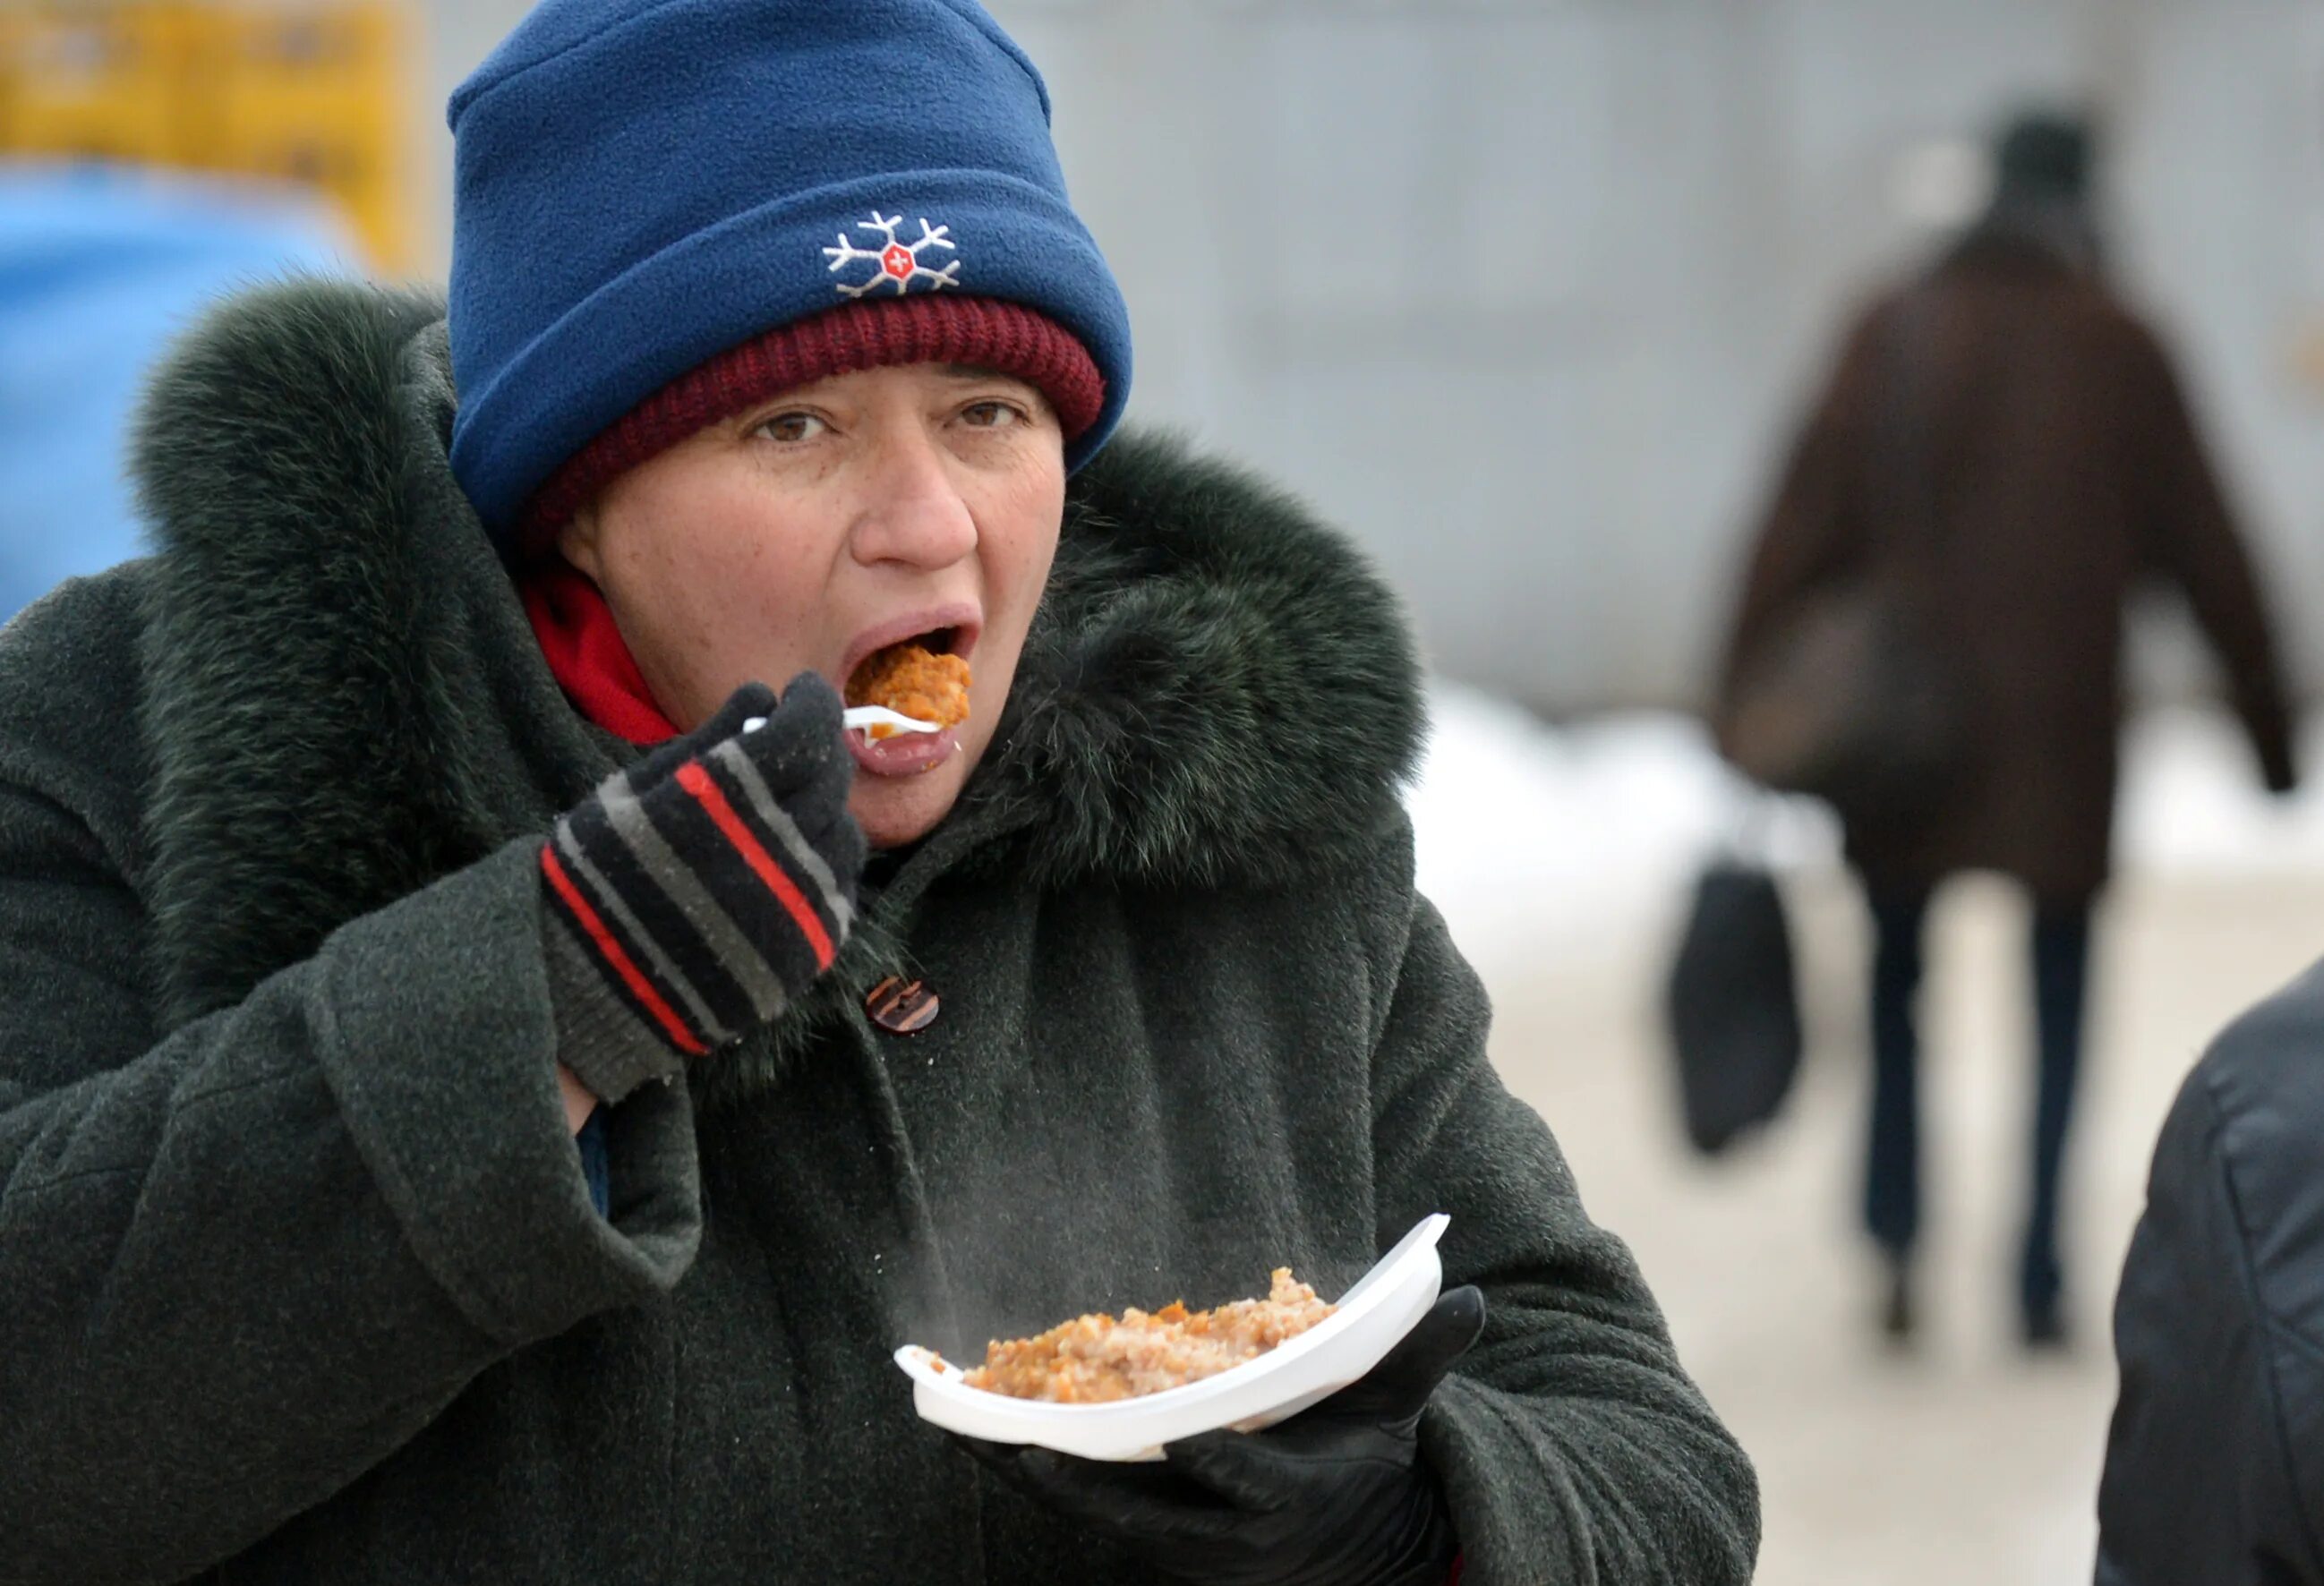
[2118,318,2299,792]
[0,772,703,1582]
[1358,831,1759,1586]
[2096,976,2324,1586]
[1711,298,1887,731]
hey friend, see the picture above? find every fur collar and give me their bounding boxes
[131,279,1424,1076]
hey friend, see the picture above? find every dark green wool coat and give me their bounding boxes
[0,281,1757,1584]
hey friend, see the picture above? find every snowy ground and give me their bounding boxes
[1403,686,2324,1585]
[1408,686,2323,986]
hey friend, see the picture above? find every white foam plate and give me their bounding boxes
[894,1213,1448,1462]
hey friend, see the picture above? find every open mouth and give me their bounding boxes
[844,626,974,739]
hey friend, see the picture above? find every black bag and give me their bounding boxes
[1663,857,1804,1155]
[1718,290,1963,823]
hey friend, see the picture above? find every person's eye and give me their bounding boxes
[753,411,827,444]
[960,399,1026,430]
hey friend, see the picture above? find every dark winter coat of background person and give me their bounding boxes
[1718,219,2296,906]
[0,281,1759,1584]
[2097,959,2324,1585]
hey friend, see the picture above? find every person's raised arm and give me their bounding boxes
[0,671,859,1582]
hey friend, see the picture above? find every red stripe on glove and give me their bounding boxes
[542,846,708,1057]
[675,762,838,968]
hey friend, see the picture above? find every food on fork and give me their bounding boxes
[962,1268,1336,1403]
[845,643,971,739]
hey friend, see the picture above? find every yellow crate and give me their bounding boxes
[218,128,407,269]
[0,2,418,273]
[0,4,206,166]
[201,5,414,269]
[192,5,397,151]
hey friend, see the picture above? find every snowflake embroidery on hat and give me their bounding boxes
[824,211,961,298]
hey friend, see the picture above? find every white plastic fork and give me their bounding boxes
[841,704,942,737]
[741,705,942,738]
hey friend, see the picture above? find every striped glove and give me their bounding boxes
[539,674,866,1103]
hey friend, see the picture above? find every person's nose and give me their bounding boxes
[848,427,978,571]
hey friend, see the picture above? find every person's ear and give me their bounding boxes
[557,502,606,581]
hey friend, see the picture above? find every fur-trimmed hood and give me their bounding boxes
[127,279,1424,1091]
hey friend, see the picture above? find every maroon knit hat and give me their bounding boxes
[519,294,1106,552]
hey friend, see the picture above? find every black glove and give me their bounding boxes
[540,675,865,1102]
[962,1285,1485,1586]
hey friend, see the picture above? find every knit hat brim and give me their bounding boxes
[517,294,1104,552]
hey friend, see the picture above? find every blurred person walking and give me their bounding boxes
[1714,111,2298,1349]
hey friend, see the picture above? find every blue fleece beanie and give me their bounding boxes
[445,0,1132,543]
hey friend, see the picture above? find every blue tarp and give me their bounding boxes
[0,163,353,623]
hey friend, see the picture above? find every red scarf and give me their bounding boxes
[520,561,680,745]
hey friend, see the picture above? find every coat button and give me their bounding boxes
[865,976,939,1035]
